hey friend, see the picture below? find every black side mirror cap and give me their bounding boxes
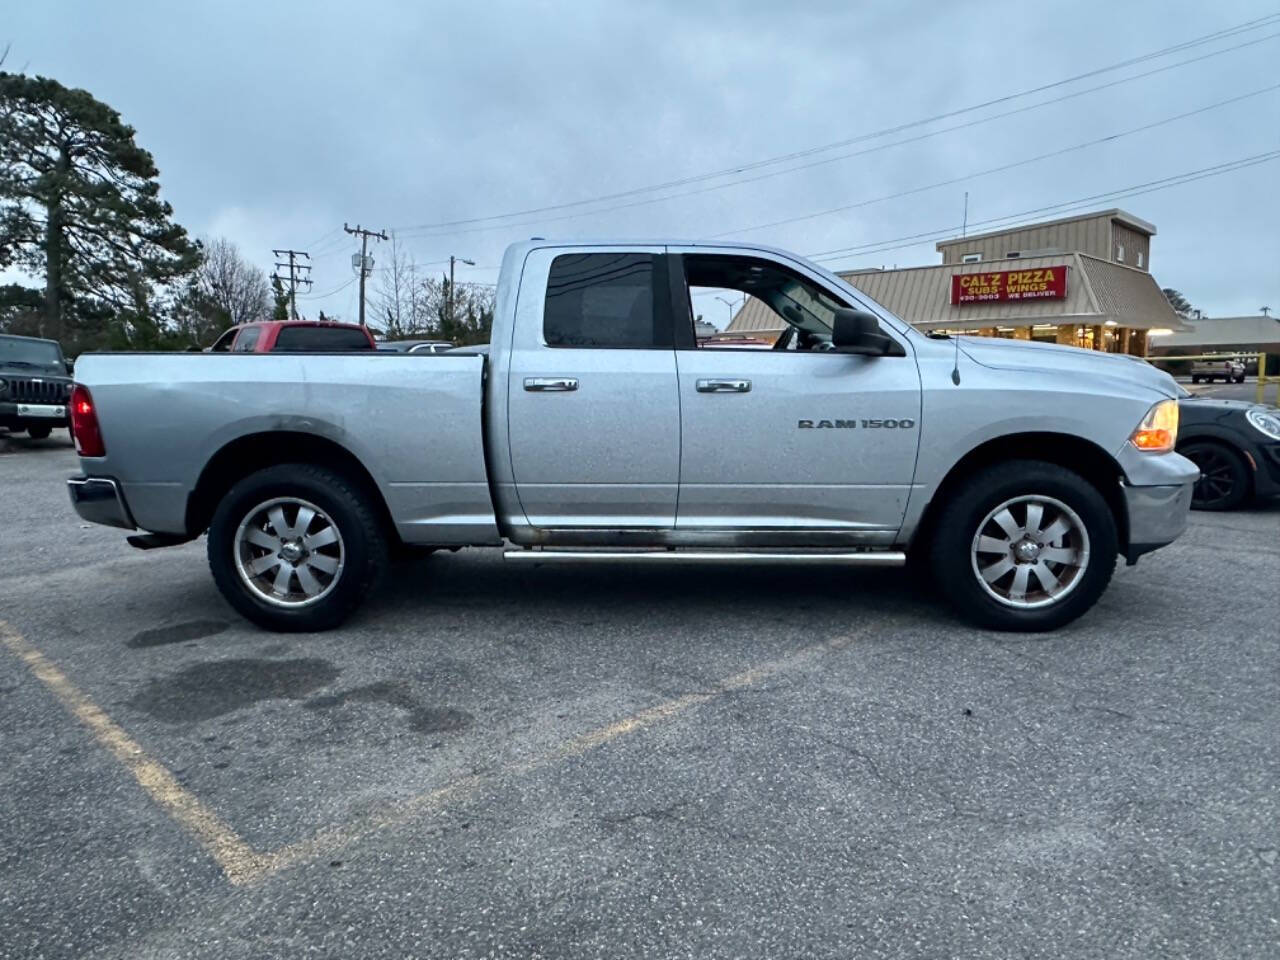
[831,309,905,356]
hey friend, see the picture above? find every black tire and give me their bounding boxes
[929,460,1118,632]
[25,425,52,440]
[207,463,389,631]
[1180,440,1250,511]
[1191,376,1200,384]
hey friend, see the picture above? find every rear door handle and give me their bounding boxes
[524,377,579,392]
[696,378,751,393]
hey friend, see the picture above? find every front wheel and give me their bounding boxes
[207,463,389,631]
[929,460,1118,632]
[1181,440,1249,510]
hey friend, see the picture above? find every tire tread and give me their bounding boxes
[206,462,389,631]
[928,459,1117,632]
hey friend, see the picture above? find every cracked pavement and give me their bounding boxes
[2,436,1278,959]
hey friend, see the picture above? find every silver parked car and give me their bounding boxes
[67,239,1197,633]
[376,339,455,354]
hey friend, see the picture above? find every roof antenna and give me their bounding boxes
[952,190,967,385]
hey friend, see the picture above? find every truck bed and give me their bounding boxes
[73,352,499,544]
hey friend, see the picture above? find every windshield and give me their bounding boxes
[767,278,844,337]
[0,336,63,366]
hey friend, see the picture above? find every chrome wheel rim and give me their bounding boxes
[970,494,1090,609]
[233,497,345,608]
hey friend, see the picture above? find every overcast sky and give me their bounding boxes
[6,0,1279,324]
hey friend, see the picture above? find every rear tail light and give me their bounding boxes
[70,385,106,457]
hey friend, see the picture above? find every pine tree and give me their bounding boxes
[0,71,199,348]
[271,275,290,321]
[1161,288,1194,318]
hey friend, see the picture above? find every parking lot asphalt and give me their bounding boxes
[1179,376,1278,405]
[2,433,1278,960]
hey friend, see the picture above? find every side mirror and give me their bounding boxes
[64,359,74,374]
[831,309,902,356]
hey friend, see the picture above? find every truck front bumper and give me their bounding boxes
[68,477,136,530]
[0,400,69,427]
[1116,447,1200,564]
[1122,480,1194,563]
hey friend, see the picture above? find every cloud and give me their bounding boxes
[5,0,1278,317]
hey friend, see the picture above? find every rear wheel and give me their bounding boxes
[1191,376,1201,384]
[1181,440,1250,510]
[25,425,52,440]
[207,463,388,631]
[929,460,1117,632]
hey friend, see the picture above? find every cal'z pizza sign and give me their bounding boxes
[951,267,1067,305]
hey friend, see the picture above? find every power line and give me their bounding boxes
[705,82,1280,239]
[806,151,1280,266]
[298,276,356,300]
[271,248,312,320]
[389,14,1280,235]
[299,154,1279,310]
[389,31,1280,244]
[300,225,343,251]
[807,152,1280,261]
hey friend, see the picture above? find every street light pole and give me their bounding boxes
[449,255,475,327]
[715,295,743,327]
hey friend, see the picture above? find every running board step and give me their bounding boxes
[503,549,906,566]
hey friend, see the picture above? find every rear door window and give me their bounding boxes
[232,326,261,352]
[272,326,373,351]
[543,253,670,348]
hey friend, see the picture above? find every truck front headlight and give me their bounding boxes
[1246,406,1280,441]
[1130,399,1179,453]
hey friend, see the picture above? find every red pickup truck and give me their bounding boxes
[207,320,376,353]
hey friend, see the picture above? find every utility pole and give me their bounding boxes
[344,223,388,326]
[272,249,312,320]
[449,255,475,328]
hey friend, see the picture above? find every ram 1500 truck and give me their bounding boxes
[67,240,1198,632]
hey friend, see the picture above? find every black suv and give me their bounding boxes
[0,334,75,440]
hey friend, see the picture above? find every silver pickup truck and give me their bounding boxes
[67,240,1197,632]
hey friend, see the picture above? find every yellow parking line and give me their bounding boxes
[2,620,869,887]
[0,622,266,886]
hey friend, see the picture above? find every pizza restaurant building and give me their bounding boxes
[726,209,1189,353]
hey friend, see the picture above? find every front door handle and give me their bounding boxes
[696,378,751,393]
[524,377,579,392]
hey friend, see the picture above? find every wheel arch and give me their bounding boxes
[185,431,398,541]
[909,432,1128,555]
